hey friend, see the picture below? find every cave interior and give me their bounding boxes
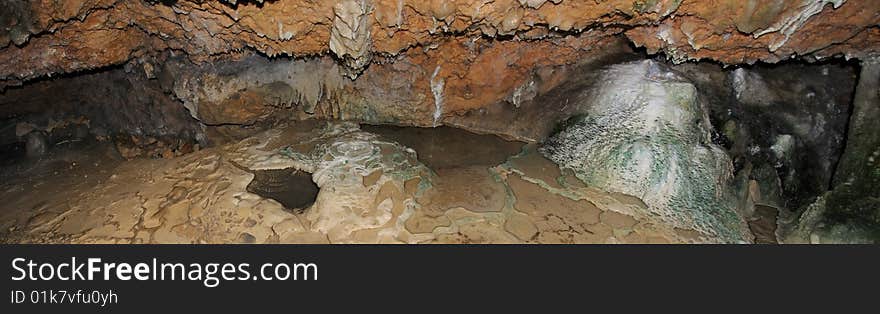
[0,0,878,244]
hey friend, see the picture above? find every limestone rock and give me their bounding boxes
[542,60,750,242]
[1,0,878,89]
[275,122,434,243]
[330,0,374,79]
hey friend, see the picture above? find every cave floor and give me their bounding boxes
[0,121,708,244]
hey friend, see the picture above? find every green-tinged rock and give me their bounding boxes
[542,60,750,243]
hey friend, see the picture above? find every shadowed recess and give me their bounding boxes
[246,168,319,212]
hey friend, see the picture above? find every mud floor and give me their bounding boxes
[0,121,718,243]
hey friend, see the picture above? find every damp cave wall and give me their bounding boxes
[0,44,864,218]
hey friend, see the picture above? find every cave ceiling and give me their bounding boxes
[0,0,877,90]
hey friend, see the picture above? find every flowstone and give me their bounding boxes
[277,122,434,243]
[0,120,711,244]
[542,60,751,243]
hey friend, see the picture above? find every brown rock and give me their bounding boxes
[1,0,877,91]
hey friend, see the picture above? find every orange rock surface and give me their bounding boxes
[0,0,878,120]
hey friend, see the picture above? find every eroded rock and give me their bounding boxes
[0,0,878,90]
[783,57,880,243]
[330,0,374,79]
[1,121,710,244]
[542,60,750,242]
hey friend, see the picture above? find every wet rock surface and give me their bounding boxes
[543,60,749,242]
[0,0,877,243]
[1,51,875,243]
[0,121,709,244]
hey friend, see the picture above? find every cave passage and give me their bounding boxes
[0,51,873,244]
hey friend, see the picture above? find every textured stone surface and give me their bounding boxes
[782,58,880,243]
[0,122,713,243]
[543,60,750,242]
[0,0,878,90]
[1,0,878,244]
[2,1,876,143]
[157,36,630,139]
[0,66,202,138]
[674,61,857,212]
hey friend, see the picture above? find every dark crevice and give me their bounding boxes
[246,168,319,213]
[828,62,862,190]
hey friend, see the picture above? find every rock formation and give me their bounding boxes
[1,0,879,243]
[782,58,880,243]
[542,60,749,242]
[1,0,878,117]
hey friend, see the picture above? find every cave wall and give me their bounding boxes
[0,64,205,157]
[673,61,858,211]
[0,1,877,137]
[157,35,635,141]
[820,58,880,237]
